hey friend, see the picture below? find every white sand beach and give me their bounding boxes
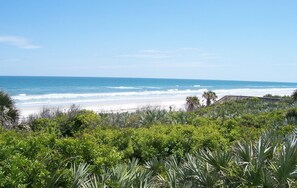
[16,88,296,118]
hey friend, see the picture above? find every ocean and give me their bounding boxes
[0,76,296,117]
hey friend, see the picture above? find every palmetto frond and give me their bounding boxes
[235,133,276,186]
[202,91,218,106]
[271,136,297,187]
[186,96,200,112]
[199,149,233,173]
[71,163,93,188]
[0,91,19,128]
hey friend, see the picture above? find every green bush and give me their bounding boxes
[0,98,296,186]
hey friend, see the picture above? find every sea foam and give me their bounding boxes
[13,87,296,107]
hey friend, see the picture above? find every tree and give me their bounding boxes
[0,91,19,128]
[186,96,200,112]
[292,89,297,101]
[202,90,218,106]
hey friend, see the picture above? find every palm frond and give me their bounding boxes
[71,163,92,188]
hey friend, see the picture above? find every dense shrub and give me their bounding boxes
[0,98,296,186]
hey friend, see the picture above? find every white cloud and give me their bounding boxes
[120,49,173,58]
[114,47,224,69]
[119,48,218,59]
[0,35,41,49]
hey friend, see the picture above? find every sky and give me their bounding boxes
[0,1,297,82]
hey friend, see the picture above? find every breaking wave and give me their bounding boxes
[13,88,295,103]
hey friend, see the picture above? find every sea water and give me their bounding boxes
[0,76,296,116]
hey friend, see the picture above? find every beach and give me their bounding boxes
[15,87,296,118]
[1,76,296,118]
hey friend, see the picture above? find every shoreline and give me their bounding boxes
[18,97,187,118]
[16,87,296,118]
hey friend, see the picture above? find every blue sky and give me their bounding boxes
[0,1,297,82]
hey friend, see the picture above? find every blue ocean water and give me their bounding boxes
[0,76,296,112]
[1,76,296,95]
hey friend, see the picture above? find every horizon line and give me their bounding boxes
[0,75,297,84]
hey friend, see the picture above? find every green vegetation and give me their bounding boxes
[0,90,297,187]
[185,96,200,112]
[202,90,218,106]
[0,91,19,129]
[292,89,297,101]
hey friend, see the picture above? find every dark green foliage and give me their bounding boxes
[0,91,18,128]
[76,133,296,188]
[56,110,101,137]
[185,96,200,112]
[202,90,218,106]
[29,109,101,137]
[196,97,297,119]
[0,93,296,186]
[292,89,297,101]
[285,108,297,125]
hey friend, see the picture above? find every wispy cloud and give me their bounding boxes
[0,35,41,49]
[0,58,21,62]
[119,48,218,59]
[134,61,224,68]
[114,47,224,69]
[120,49,173,58]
